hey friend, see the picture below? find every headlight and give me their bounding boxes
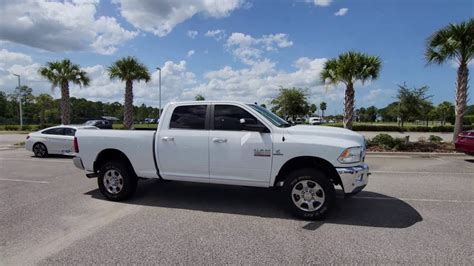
[338,146,363,164]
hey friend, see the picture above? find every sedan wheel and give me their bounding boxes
[33,143,48,157]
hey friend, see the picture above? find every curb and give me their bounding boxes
[366,151,468,157]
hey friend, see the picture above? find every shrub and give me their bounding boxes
[428,135,443,143]
[369,133,407,150]
[369,133,394,149]
[4,125,20,131]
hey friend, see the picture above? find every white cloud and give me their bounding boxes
[186,57,334,105]
[205,29,226,41]
[334,8,349,16]
[113,0,245,37]
[0,0,136,54]
[187,30,198,39]
[0,48,346,112]
[187,50,195,57]
[0,49,32,67]
[307,0,333,7]
[225,32,293,65]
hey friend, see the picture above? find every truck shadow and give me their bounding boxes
[86,179,422,230]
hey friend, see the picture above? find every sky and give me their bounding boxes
[0,0,472,116]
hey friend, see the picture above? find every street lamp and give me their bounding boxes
[12,74,23,129]
[156,67,162,119]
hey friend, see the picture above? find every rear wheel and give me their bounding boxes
[33,143,48,158]
[98,161,137,201]
[284,168,335,220]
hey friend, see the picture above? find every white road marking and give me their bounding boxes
[371,170,473,175]
[0,178,49,184]
[350,195,474,204]
[0,158,69,163]
[366,155,412,158]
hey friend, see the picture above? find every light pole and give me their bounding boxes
[13,74,23,129]
[156,67,162,119]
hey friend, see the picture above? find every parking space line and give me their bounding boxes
[371,170,473,175]
[349,195,474,203]
[0,178,50,184]
[0,158,70,163]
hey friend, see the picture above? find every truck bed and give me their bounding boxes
[75,129,158,178]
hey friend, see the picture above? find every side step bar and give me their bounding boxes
[86,173,98,178]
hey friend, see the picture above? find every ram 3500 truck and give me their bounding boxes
[73,101,369,219]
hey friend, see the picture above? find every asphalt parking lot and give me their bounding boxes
[0,148,473,264]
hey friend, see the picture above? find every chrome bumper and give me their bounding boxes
[73,157,84,170]
[336,163,370,194]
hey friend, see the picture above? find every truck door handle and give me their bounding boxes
[212,138,227,143]
[161,136,174,141]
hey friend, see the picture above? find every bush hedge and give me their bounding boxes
[324,123,474,132]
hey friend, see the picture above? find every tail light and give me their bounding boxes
[74,137,79,153]
[26,135,30,140]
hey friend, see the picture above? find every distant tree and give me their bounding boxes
[425,19,473,141]
[378,102,399,122]
[321,51,381,129]
[35,94,54,127]
[309,104,317,116]
[260,103,267,108]
[396,84,432,127]
[271,87,309,119]
[195,94,205,101]
[436,101,455,125]
[38,59,90,124]
[108,57,150,129]
[320,102,327,118]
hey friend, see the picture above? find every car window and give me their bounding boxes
[214,105,261,131]
[42,128,65,135]
[170,105,207,130]
[64,128,76,136]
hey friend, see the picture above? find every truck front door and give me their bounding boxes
[209,104,272,186]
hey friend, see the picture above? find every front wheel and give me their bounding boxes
[33,143,48,157]
[284,168,335,220]
[98,161,137,201]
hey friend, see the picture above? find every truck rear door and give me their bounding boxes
[157,104,210,181]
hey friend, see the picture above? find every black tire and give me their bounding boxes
[33,143,48,158]
[284,168,335,220]
[98,161,137,201]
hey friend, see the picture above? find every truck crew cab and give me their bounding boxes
[73,101,369,219]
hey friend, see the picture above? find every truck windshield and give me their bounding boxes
[247,104,291,128]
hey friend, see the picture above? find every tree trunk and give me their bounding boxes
[343,83,355,129]
[60,81,70,125]
[453,62,469,142]
[123,80,134,129]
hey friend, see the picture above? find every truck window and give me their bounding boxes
[214,105,261,131]
[170,105,207,130]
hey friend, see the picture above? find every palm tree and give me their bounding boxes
[320,101,327,118]
[425,19,473,141]
[108,57,150,129]
[38,59,90,124]
[320,51,381,129]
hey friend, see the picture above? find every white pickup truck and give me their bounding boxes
[73,101,369,219]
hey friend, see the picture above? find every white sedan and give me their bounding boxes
[25,125,98,157]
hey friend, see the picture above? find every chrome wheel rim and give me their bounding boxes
[34,144,46,156]
[291,179,325,212]
[103,169,124,194]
